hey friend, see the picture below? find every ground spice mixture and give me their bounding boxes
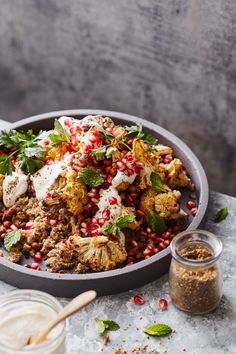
[169,243,222,314]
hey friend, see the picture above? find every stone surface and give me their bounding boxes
[0,191,235,353]
[0,1,236,196]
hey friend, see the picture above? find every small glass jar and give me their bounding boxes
[0,290,66,354]
[169,229,223,314]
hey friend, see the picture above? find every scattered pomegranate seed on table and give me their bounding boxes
[159,298,168,310]
[133,295,145,305]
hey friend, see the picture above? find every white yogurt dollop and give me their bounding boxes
[32,162,68,200]
[3,173,28,207]
[96,186,122,227]
[58,115,105,132]
[112,170,137,188]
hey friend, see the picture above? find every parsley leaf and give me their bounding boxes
[97,320,120,336]
[91,146,107,159]
[214,207,228,223]
[125,123,145,139]
[50,119,70,144]
[101,214,136,236]
[143,134,157,145]
[0,156,15,175]
[147,211,166,234]
[150,172,166,192]
[4,229,22,252]
[0,129,35,149]
[78,167,104,187]
[144,324,172,337]
[103,131,115,140]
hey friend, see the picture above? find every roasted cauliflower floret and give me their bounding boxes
[155,144,173,156]
[59,170,88,215]
[166,158,191,189]
[0,174,4,200]
[47,143,68,161]
[120,206,142,230]
[133,139,165,189]
[139,187,157,215]
[68,235,127,271]
[154,190,188,220]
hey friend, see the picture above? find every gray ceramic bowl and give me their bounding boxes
[0,110,209,297]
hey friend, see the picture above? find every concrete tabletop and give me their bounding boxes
[0,191,235,353]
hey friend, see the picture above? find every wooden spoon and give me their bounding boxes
[28,290,97,345]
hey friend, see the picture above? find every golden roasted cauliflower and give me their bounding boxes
[154,190,188,220]
[133,139,165,189]
[120,206,142,230]
[166,158,191,189]
[154,144,173,156]
[68,235,127,271]
[0,174,4,200]
[47,143,68,161]
[139,187,158,215]
[59,170,88,215]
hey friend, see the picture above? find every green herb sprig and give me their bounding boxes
[144,323,172,337]
[4,229,22,252]
[214,207,228,223]
[0,129,46,175]
[147,210,166,234]
[101,214,136,236]
[50,119,70,144]
[78,167,104,187]
[97,320,120,336]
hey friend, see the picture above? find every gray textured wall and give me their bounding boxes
[0,0,236,195]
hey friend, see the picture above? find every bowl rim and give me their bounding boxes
[1,109,209,281]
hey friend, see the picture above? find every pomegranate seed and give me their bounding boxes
[173,225,181,232]
[154,247,161,254]
[84,202,94,211]
[191,207,198,216]
[109,197,117,205]
[42,140,51,147]
[149,232,157,239]
[136,210,145,219]
[107,175,113,184]
[162,232,171,240]
[81,222,87,228]
[104,159,112,166]
[186,201,196,209]
[64,118,72,127]
[98,218,105,226]
[133,295,145,305]
[131,240,138,247]
[81,228,88,234]
[31,263,40,270]
[116,161,125,170]
[164,155,173,164]
[34,253,43,262]
[159,242,167,250]
[159,298,168,310]
[91,230,100,236]
[164,239,171,246]
[25,221,34,230]
[91,197,99,203]
[155,237,164,243]
[102,209,111,220]
[50,219,58,226]
[146,227,152,234]
[90,224,99,230]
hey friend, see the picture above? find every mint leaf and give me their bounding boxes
[147,211,166,234]
[101,214,136,236]
[97,319,120,336]
[214,207,228,223]
[78,167,104,187]
[144,323,172,337]
[150,172,166,193]
[50,119,70,144]
[4,229,22,251]
[0,156,15,175]
[116,214,135,228]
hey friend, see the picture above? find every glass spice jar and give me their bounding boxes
[0,290,66,354]
[169,229,223,314]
